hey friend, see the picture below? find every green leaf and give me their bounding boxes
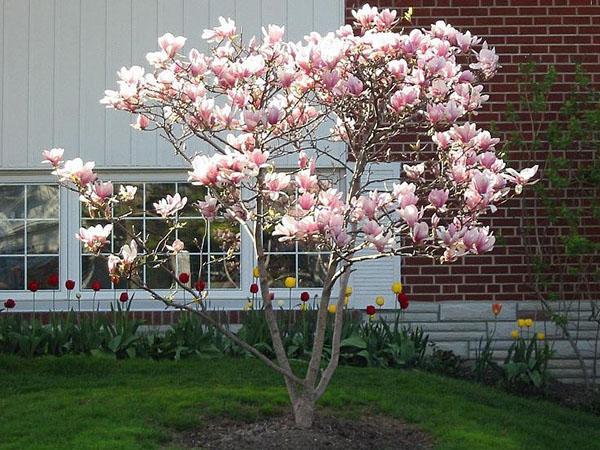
[340,335,367,350]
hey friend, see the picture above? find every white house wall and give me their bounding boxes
[0,0,344,170]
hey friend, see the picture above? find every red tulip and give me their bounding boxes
[300,291,310,302]
[119,292,129,303]
[269,292,275,301]
[195,279,206,292]
[28,280,39,292]
[397,293,409,310]
[3,299,16,309]
[65,279,76,290]
[491,303,502,316]
[178,272,190,284]
[366,305,376,316]
[250,283,259,294]
[91,280,101,292]
[47,273,59,288]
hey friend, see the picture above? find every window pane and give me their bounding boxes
[211,219,240,253]
[298,254,329,288]
[189,253,208,285]
[146,219,172,252]
[0,220,25,254]
[178,219,207,252]
[114,183,143,217]
[114,219,143,252]
[27,220,59,254]
[0,186,24,219]
[146,255,175,289]
[177,183,207,217]
[27,256,59,289]
[82,255,112,289]
[145,183,176,216]
[27,185,59,218]
[0,257,24,290]
[264,254,295,287]
[210,255,240,289]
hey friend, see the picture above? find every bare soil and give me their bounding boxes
[173,413,434,449]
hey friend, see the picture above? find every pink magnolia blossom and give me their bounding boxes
[504,165,539,194]
[470,42,499,78]
[404,163,425,180]
[202,17,236,42]
[197,194,219,219]
[154,193,187,217]
[412,222,429,244]
[132,114,150,130]
[54,158,97,186]
[428,189,449,209]
[158,33,186,58]
[76,224,113,252]
[166,239,185,253]
[264,172,291,200]
[42,148,64,167]
[462,227,495,254]
[262,25,285,44]
[120,240,138,265]
[119,185,138,202]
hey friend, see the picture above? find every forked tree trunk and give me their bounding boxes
[291,391,316,429]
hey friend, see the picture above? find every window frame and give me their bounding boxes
[0,173,68,308]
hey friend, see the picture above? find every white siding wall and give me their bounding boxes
[0,0,345,170]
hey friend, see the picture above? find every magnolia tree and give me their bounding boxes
[44,5,537,428]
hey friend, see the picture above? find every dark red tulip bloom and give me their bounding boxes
[47,273,59,288]
[178,272,190,284]
[195,279,206,292]
[91,280,101,292]
[65,279,76,290]
[366,305,376,316]
[250,283,259,294]
[300,291,310,302]
[397,293,409,310]
[119,292,129,303]
[28,280,39,293]
[3,299,16,309]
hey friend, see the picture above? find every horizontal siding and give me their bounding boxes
[0,0,344,170]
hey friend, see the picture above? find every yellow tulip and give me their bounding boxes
[537,332,545,341]
[252,266,260,278]
[284,276,296,288]
[524,318,533,328]
[391,282,403,294]
[517,319,526,328]
[300,302,309,312]
[243,301,253,311]
[345,286,353,297]
[328,304,337,314]
[375,295,385,307]
[344,296,349,306]
[511,330,519,339]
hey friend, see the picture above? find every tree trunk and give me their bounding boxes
[292,393,315,429]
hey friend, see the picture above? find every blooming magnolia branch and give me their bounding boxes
[44,4,538,428]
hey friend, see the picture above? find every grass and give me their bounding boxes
[1,355,600,450]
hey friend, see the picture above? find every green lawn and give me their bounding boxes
[1,356,599,450]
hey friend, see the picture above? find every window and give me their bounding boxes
[262,168,341,288]
[0,184,60,290]
[80,182,241,290]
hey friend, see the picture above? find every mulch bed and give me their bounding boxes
[174,413,433,449]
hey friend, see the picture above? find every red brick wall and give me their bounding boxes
[345,0,600,302]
